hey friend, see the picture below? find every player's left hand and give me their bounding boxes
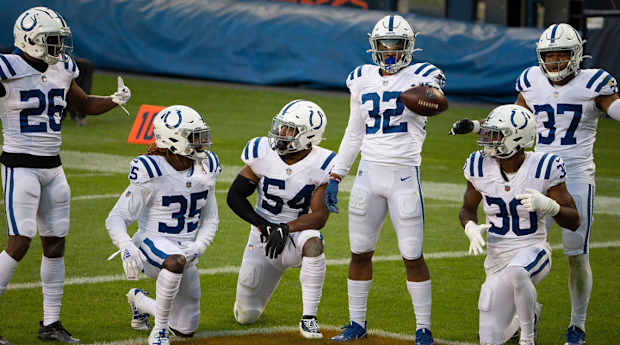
[464,221,490,256]
[265,223,290,259]
[182,241,206,267]
[111,76,131,105]
[516,188,560,216]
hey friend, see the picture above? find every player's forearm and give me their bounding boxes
[73,95,118,115]
[195,193,219,247]
[458,207,478,228]
[553,206,580,231]
[226,175,269,228]
[105,212,132,248]
[287,212,328,233]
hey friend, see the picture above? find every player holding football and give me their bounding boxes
[227,100,334,339]
[106,105,220,345]
[0,7,130,344]
[325,15,447,345]
[459,104,579,345]
[450,23,619,345]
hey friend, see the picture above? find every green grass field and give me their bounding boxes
[1,73,619,345]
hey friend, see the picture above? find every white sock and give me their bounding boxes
[509,266,536,342]
[135,291,157,316]
[348,279,371,326]
[41,256,65,326]
[0,251,18,297]
[300,254,325,317]
[568,254,592,331]
[155,269,182,330]
[407,280,432,330]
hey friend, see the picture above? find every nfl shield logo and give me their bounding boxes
[286,168,292,175]
[505,185,511,192]
[186,181,192,188]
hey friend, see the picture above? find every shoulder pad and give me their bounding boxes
[202,151,222,176]
[464,151,485,179]
[319,150,337,172]
[409,62,446,89]
[61,56,79,78]
[533,153,564,180]
[128,155,164,183]
[584,69,618,96]
[515,66,537,93]
[0,54,36,80]
[346,64,375,90]
[241,137,269,163]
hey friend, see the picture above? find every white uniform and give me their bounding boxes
[235,137,335,320]
[464,151,566,344]
[106,153,220,334]
[332,62,445,259]
[516,66,617,255]
[0,52,78,238]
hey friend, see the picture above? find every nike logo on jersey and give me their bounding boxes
[400,176,412,182]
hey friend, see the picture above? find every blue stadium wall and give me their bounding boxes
[0,0,542,102]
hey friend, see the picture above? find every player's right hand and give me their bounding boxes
[464,221,490,256]
[111,76,131,105]
[265,223,290,259]
[325,179,340,213]
[449,119,480,135]
[119,240,145,280]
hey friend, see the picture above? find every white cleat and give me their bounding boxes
[148,327,170,345]
[126,288,150,331]
[299,316,323,339]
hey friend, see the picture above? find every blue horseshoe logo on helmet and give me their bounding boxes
[20,13,37,32]
[162,110,183,129]
[510,109,528,129]
[309,110,324,130]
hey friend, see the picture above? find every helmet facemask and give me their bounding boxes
[537,48,580,82]
[478,126,517,159]
[268,117,308,155]
[39,30,73,64]
[369,37,413,73]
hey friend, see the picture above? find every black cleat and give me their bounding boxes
[37,321,81,343]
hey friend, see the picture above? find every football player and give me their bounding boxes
[460,104,579,345]
[0,7,131,344]
[227,100,334,339]
[325,15,445,344]
[449,23,619,345]
[105,105,220,345]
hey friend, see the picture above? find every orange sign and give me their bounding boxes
[127,104,166,144]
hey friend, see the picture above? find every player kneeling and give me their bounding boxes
[105,105,220,345]
[227,100,334,339]
[459,105,580,345]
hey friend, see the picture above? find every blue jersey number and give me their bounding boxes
[262,177,315,216]
[533,103,582,146]
[362,91,407,134]
[158,191,208,234]
[485,196,537,236]
[19,89,65,133]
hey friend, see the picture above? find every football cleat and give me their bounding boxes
[415,328,434,345]
[565,325,586,345]
[127,288,150,331]
[519,341,535,345]
[299,315,323,339]
[0,334,10,345]
[330,321,367,342]
[37,321,81,343]
[148,327,170,345]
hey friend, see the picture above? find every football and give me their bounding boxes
[400,85,449,116]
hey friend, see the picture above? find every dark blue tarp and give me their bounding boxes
[0,0,542,102]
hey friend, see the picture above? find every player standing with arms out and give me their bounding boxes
[227,100,334,339]
[325,15,447,345]
[0,7,130,344]
[106,105,220,345]
[450,23,619,345]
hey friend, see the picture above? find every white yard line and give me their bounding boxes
[7,241,620,291]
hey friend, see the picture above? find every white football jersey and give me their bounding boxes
[516,66,618,184]
[464,151,566,273]
[332,62,446,176]
[109,153,221,241]
[242,136,336,224]
[0,53,79,156]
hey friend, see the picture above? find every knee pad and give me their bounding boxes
[397,193,422,219]
[238,263,262,289]
[507,266,530,289]
[234,300,261,325]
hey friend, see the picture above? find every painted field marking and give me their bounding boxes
[7,241,620,291]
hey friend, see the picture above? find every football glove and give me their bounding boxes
[182,241,207,268]
[325,179,340,213]
[111,76,131,105]
[516,188,560,216]
[449,119,480,135]
[119,240,145,280]
[265,223,290,260]
[464,221,490,256]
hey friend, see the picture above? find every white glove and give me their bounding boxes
[181,241,206,268]
[516,188,560,216]
[464,221,490,256]
[119,240,144,280]
[111,76,131,105]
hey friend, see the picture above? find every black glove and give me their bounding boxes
[264,223,290,259]
[449,118,475,135]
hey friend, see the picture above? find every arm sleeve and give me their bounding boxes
[105,183,152,249]
[194,188,219,247]
[332,95,364,176]
[226,174,269,228]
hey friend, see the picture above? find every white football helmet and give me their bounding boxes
[478,104,536,159]
[536,23,584,82]
[368,15,419,73]
[268,100,327,155]
[153,105,211,160]
[14,7,73,65]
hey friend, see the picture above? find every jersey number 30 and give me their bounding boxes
[485,196,538,236]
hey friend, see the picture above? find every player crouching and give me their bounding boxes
[105,105,221,345]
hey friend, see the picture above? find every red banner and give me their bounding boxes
[127,104,166,144]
